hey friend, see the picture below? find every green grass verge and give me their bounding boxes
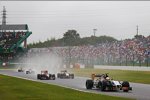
[0,74,134,100]
[70,68,150,84]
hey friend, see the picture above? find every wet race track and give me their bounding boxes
[0,70,150,100]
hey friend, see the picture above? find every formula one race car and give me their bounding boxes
[86,73,132,92]
[26,69,35,74]
[18,67,24,72]
[37,70,55,80]
[57,70,74,79]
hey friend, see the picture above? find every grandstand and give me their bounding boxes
[0,6,32,66]
[26,34,150,67]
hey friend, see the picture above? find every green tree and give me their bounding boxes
[63,30,80,46]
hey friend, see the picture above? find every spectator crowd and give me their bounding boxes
[0,31,26,61]
[27,35,150,66]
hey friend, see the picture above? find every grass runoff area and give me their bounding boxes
[71,68,150,84]
[0,74,133,100]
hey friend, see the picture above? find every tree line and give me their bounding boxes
[28,30,117,48]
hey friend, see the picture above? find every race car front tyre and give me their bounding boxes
[122,81,130,92]
[52,74,55,80]
[57,73,60,78]
[37,74,41,79]
[26,71,29,74]
[70,74,74,79]
[49,74,55,80]
[86,80,93,89]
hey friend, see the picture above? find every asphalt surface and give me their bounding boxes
[0,70,150,100]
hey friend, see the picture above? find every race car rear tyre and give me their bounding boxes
[86,80,93,89]
[101,81,107,91]
[60,74,64,79]
[97,81,102,89]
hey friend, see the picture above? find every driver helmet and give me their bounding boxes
[106,77,110,80]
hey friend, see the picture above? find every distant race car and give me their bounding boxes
[26,69,35,74]
[37,70,55,80]
[18,67,24,72]
[86,73,132,92]
[57,70,74,79]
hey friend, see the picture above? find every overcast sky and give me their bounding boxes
[0,1,150,43]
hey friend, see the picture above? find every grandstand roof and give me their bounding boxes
[0,24,28,30]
